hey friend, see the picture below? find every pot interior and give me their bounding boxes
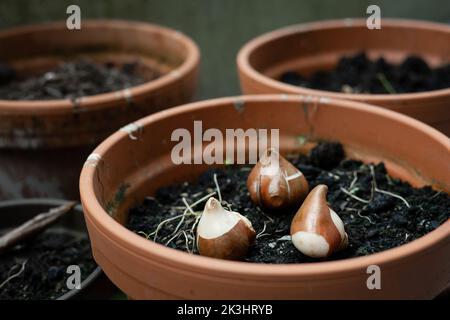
[0,199,100,299]
[84,96,450,225]
[0,21,189,83]
[247,20,450,81]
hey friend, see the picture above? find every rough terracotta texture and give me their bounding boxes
[80,95,450,299]
[0,20,199,199]
[237,19,450,135]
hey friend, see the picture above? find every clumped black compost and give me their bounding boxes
[127,142,450,263]
[0,59,153,100]
[0,231,97,299]
[280,52,450,94]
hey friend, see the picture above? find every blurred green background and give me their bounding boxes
[1,0,449,99]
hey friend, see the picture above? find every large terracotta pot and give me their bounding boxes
[80,95,450,299]
[0,20,199,200]
[237,19,450,135]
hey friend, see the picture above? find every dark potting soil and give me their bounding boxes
[0,59,153,100]
[280,52,450,94]
[0,231,96,299]
[127,142,450,264]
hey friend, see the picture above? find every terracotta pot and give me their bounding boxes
[0,20,199,200]
[0,198,104,299]
[80,95,450,299]
[237,19,450,135]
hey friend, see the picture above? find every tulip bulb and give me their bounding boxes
[290,185,348,258]
[247,148,309,213]
[197,197,256,260]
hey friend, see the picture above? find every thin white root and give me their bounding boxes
[172,214,186,236]
[213,173,222,203]
[357,211,373,224]
[182,197,195,215]
[181,231,191,253]
[375,188,411,208]
[368,165,410,208]
[256,222,268,239]
[187,192,217,210]
[258,208,274,223]
[152,214,185,241]
[369,165,378,189]
[137,231,151,239]
[349,171,358,189]
[165,231,183,246]
[340,187,370,204]
[277,235,292,242]
[0,260,27,290]
[430,191,442,200]
[146,181,220,250]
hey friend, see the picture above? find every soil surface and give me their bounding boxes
[280,52,450,94]
[127,142,450,264]
[0,230,97,299]
[0,59,154,100]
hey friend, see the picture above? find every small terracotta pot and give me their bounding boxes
[0,199,103,300]
[0,20,199,200]
[80,95,450,299]
[237,19,450,135]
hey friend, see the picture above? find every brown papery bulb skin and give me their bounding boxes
[290,185,348,258]
[197,198,256,260]
[198,220,255,260]
[247,148,309,214]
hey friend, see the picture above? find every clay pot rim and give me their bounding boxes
[80,94,450,279]
[0,19,200,115]
[237,18,450,102]
[0,198,103,299]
